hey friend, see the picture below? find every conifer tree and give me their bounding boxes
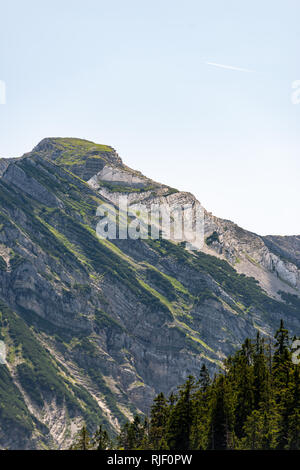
[70,425,91,450]
[209,375,235,450]
[253,333,270,408]
[273,320,292,449]
[166,376,195,450]
[92,425,110,450]
[232,339,255,437]
[118,422,131,450]
[190,364,211,449]
[149,392,169,449]
[198,364,211,392]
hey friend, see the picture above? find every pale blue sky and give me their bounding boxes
[0,0,299,235]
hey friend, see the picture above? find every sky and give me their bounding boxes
[0,0,299,235]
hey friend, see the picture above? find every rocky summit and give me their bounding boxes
[0,137,299,449]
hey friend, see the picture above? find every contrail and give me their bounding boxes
[205,61,255,73]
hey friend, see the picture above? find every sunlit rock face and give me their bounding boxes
[86,142,300,299]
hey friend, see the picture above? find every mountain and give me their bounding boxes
[0,137,299,449]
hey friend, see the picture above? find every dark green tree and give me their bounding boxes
[92,425,110,450]
[272,320,292,449]
[70,425,91,450]
[149,392,169,449]
[167,376,196,450]
[209,375,235,450]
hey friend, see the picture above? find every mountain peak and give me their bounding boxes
[34,137,113,152]
[31,137,123,181]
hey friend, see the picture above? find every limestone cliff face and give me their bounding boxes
[87,158,300,300]
[202,214,300,297]
[0,138,299,449]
